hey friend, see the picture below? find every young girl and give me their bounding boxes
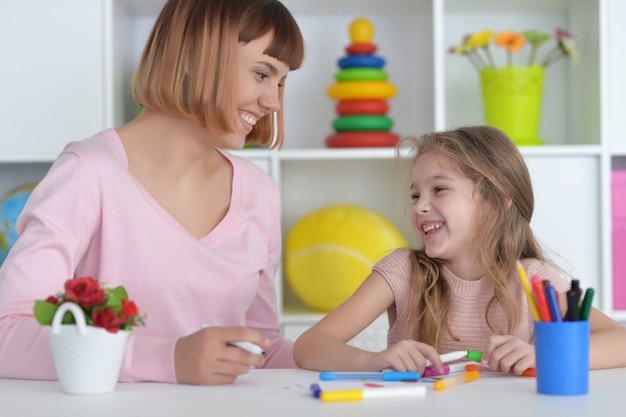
[0,0,304,385]
[294,126,626,375]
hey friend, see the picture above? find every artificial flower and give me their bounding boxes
[34,277,146,334]
[495,31,525,65]
[523,30,551,66]
[92,307,124,333]
[450,27,578,70]
[64,276,106,309]
[542,28,579,66]
[467,30,493,48]
[467,30,496,67]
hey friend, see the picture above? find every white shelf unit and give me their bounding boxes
[1,0,624,338]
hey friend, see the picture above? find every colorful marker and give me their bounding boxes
[516,261,541,321]
[531,275,552,322]
[565,280,582,321]
[319,371,420,381]
[544,283,562,322]
[319,384,427,402]
[423,365,450,377]
[433,370,480,391]
[425,349,483,366]
[465,364,536,377]
[200,323,265,355]
[310,383,322,398]
[579,288,595,320]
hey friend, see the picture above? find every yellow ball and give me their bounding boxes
[285,205,408,312]
[349,18,374,44]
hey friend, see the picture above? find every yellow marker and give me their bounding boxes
[320,385,426,402]
[516,260,541,321]
[433,371,480,391]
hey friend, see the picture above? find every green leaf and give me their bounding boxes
[33,301,58,325]
[33,301,78,325]
[61,311,77,325]
[105,286,128,314]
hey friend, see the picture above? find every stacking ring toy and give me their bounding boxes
[327,81,397,100]
[332,115,393,131]
[325,132,400,148]
[338,55,385,69]
[336,68,387,82]
[336,100,389,115]
[346,43,377,55]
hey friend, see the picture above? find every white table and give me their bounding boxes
[2,368,626,417]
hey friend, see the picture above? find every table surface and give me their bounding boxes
[2,367,626,417]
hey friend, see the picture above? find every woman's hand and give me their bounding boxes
[482,335,535,375]
[174,326,269,385]
[369,339,444,374]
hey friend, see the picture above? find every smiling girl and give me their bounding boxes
[294,126,626,375]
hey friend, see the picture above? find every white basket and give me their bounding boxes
[48,302,129,395]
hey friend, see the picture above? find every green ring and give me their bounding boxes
[332,115,393,131]
[336,68,388,82]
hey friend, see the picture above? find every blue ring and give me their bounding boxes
[338,55,385,69]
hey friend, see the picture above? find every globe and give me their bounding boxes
[0,183,37,265]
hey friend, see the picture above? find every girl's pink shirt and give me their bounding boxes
[0,129,294,383]
[375,248,569,351]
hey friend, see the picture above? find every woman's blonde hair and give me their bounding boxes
[133,0,305,149]
[397,126,547,350]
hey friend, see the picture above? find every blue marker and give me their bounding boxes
[544,284,562,322]
[319,371,420,382]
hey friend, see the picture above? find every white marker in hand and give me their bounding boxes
[200,323,265,355]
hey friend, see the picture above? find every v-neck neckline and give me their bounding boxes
[107,129,240,242]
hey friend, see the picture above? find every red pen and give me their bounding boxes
[531,275,552,322]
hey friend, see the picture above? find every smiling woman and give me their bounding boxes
[0,0,306,387]
[133,0,304,149]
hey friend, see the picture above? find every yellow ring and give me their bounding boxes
[327,81,397,100]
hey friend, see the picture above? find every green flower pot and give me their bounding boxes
[480,65,545,146]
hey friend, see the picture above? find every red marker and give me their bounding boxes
[531,275,552,322]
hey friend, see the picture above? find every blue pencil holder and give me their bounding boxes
[534,320,590,395]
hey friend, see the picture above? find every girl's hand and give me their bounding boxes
[174,326,269,385]
[369,339,444,374]
[482,335,535,375]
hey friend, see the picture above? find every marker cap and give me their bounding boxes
[466,350,483,362]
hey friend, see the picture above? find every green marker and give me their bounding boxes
[579,288,595,320]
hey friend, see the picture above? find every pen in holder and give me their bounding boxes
[534,320,589,395]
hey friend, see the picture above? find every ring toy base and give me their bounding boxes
[325,132,399,148]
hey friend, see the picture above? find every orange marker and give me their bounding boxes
[464,364,535,377]
[433,370,480,391]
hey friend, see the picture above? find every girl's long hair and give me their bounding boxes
[397,126,547,349]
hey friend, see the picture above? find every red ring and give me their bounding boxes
[346,43,377,55]
[336,100,389,115]
[325,132,399,148]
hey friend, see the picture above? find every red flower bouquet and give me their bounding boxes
[34,277,146,333]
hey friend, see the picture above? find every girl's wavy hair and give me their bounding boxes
[133,0,305,149]
[396,126,547,350]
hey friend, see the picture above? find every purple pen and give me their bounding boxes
[310,383,322,398]
[423,364,450,377]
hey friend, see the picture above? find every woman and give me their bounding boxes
[0,0,305,385]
